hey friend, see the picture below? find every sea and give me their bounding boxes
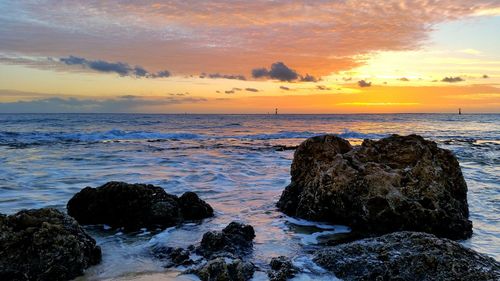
[0,113,498,280]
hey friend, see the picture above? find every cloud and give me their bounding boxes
[482,74,489,78]
[59,56,170,78]
[358,80,372,87]
[200,73,246,80]
[1,1,499,76]
[225,90,235,94]
[316,85,331,90]
[245,88,259,92]
[399,77,410,81]
[279,86,290,91]
[0,95,207,113]
[300,74,318,82]
[442,76,464,83]
[252,62,301,81]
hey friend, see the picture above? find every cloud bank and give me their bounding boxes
[2,1,497,76]
[0,94,207,113]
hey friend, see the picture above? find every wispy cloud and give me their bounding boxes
[200,73,246,80]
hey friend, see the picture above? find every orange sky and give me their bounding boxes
[0,1,499,113]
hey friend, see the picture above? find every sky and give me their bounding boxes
[0,0,499,113]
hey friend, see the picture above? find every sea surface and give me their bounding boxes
[0,114,498,280]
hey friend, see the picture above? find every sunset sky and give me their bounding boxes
[0,0,499,113]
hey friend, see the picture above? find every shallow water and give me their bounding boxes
[0,113,498,280]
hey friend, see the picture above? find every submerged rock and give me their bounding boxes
[67,181,213,230]
[277,134,472,239]
[188,257,255,281]
[0,208,101,281]
[267,256,297,281]
[313,231,500,281]
[151,246,193,267]
[198,222,255,258]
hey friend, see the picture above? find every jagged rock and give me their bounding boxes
[67,181,213,230]
[189,257,255,281]
[313,231,500,281]
[277,134,472,239]
[0,208,101,281]
[198,222,255,258]
[267,256,297,281]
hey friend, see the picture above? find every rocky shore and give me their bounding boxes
[0,208,101,281]
[0,134,499,280]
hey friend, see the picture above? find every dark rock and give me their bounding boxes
[268,256,297,281]
[314,231,500,281]
[189,257,255,281]
[151,246,193,267]
[0,208,101,281]
[179,191,214,220]
[198,222,255,258]
[277,134,472,239]
[67,181,213,230]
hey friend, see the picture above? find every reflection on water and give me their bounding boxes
[0,114,498,280]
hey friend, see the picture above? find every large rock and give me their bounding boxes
[277,134,472,239]
[0,208,101,281]
[67,181,213,230]
[313,231,500,281]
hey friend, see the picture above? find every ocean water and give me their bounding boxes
[0,113,498,280]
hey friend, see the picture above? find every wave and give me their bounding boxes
[0,129,203,146]
[0,129,410,147]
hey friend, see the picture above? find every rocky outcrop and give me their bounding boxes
[0,208,101,281]
[198,222,255,258]
[267,256,297,281]
[152,222,256,280]
[67,181,213,230]
[277,134,472,239]
[313,231,500,281]
[188,258,255,281]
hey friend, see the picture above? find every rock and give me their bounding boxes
[0,208,101,281]
[189,257,255,281]
[277,134,472,239]
[198,222,255,258]
[151,246,193,267]
[267,256,297,281]
[67,181,213,230]
[179,191,214,220]
[313,231,500,281]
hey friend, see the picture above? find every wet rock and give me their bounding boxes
[179,191,214,220]
[0,208,101,281]
[67,181,213,230]
[267,256,297,281]
[189,257,255,281]
[198,222,255,258]
[151,246,193,267]
[314,231,499,281]
[277,134,472,239]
